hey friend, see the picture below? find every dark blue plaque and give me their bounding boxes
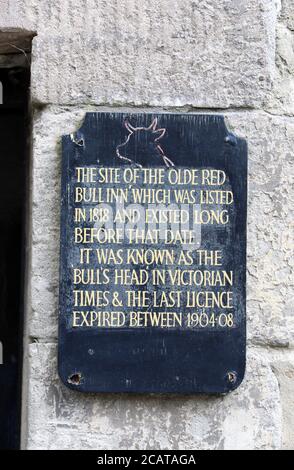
[59,113,247,393]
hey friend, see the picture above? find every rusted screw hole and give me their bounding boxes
[67,372,82,385]
[71,133,84,147]
[226,371,237,384]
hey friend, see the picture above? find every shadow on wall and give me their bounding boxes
[0,64,30,450]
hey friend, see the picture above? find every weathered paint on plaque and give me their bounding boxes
[59,112,247,393]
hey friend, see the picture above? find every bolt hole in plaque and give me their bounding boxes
[67,373,83,386]
[59,113,247,394]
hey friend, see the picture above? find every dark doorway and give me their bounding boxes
[0,62,30,449]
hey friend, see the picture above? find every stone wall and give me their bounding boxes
[1,0,293,450]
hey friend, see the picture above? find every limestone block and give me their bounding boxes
[1,0,276,107]
[272,361,294,449]
[266,0,294,115]
[25,344,281,450]
[226,112,294,347]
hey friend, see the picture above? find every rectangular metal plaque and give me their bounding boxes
[59,112,247,393]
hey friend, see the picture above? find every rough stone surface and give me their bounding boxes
[30,107,86,340]
[2,0,276,107]
[30,107,294,348]
[227,113,294,347]
[272,361,294,449]
[25,343,281,450]
[266,0,294,115]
